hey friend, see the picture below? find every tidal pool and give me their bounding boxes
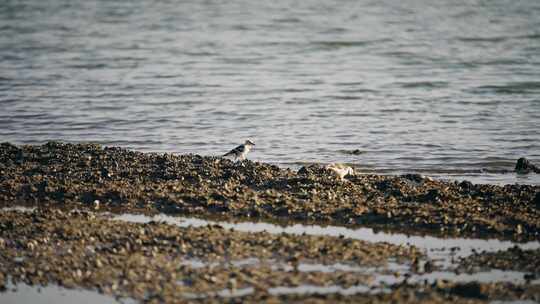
[0,281,133,304]
[113,212,540,269]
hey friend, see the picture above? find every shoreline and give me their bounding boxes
[0,142,539,241]
[1,142,540,302]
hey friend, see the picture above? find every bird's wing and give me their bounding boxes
[224,144,245,156]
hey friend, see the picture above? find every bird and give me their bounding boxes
[326,163,354,180]
[223,140,255,161]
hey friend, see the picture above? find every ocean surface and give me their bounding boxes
[1,0,539,184]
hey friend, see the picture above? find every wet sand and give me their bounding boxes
[1,142,540,303]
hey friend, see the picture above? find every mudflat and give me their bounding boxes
[2,208,539,303]
[0,142,538,240]
[1,142,540,303]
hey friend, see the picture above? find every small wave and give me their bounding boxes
[153,74,182,79]
[456,36,508,43]
[469,82,540,94]
[470,59,529,66]
[522,33,540,40]
[339,89,378,94]
[395,81,449,89]
[311,38,392,49]
[182,51,218,57]
[323,95,362,100]
[460,33,540,42]
[337,149,364,155]
[333,81,364,86]
[319,27,348,34]
[282,88,316,93]
[272,17,302,23]
[66,63,108,70]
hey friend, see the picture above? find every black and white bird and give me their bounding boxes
[223,140,255,161]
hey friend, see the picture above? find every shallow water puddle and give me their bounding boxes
[113,213,540,268]
[269,284,388,296]
[1,206,36,213]
[180,257,260,269]
[113,212,540,287]
[0,281,133,304]
[5,206,539,266]
[179,258,538,286]
[3,207,539,298]
[180,257,398,273]
[178,269,538,300]
[182,284,389,299]
[182,287,256,299]
[490,301,538,304]
[375,269,539,285]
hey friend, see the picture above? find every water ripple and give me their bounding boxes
[1,0,539,185]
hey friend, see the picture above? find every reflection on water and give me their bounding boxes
[1,0,540,185]
[375,270,539,286]
[3,207,539,302]
[182,287,256,300]
[113,212,540,268]
[183,285,388,299]
[5,207,540,270]
[0,281,132,304]
[179,258,539,285]
[268,284,386,296]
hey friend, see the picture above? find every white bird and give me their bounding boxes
[223,140,255,161]
[326,163,354,180]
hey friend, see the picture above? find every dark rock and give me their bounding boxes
[534,192,540,209]
[458,180,473,191]
[297,166,310,175]
[426,189,441,201]
[424,260,434,273]
[401,174,424,183]
[375,180,393,191]
[450,282,487,299]
[296,164,327,176]
[416,189,442,203]
[340,149,363,155]
[515,157,540,174]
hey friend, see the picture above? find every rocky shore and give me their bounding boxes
[2,142,540,303]
[2,208,539,303]
[0,142,539,241]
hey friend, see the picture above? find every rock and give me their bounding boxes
[424,260,434,273]
[515,157,540,174]
[297,166,310,175]
[418,189,441,203]
[297,164,329,176]
[533,192,540,209]
[339,149,363,155]
[1,142,539,242]
[458,180,473,191]
[401,174,424,183]
[450,282,487,299]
